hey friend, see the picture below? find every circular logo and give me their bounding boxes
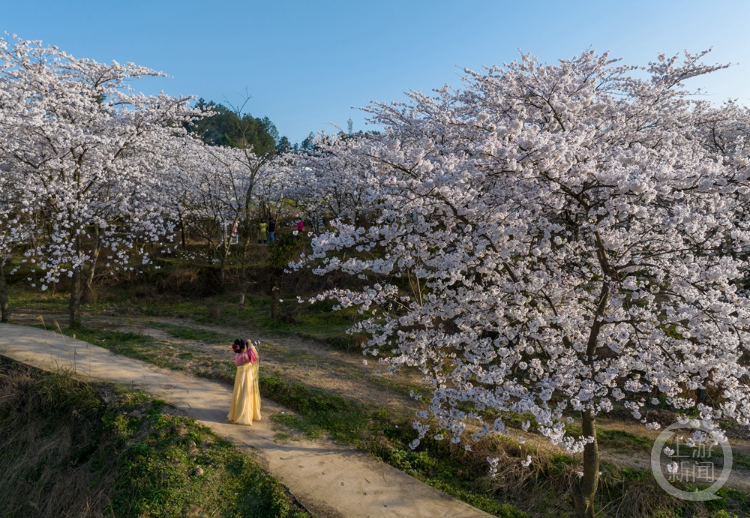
[651,419,732,501]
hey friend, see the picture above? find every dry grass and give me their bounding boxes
[0,361,114,518]
[447,433,748,518]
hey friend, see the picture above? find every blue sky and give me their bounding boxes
[3,0,749,144]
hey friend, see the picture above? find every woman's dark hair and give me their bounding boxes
[232,339,247,352]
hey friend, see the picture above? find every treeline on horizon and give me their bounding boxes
[190,98,312,155]
[190,98,378,155]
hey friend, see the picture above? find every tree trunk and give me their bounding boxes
[572,281,608,518]
[239,245,247,308]
[696,386,706,405]
[82,227,101,303]
[239,187,255,307]
[239,219,251,308]
[180,217,188,249]
[574,410,599,518]
[69,264,82,328]
[219,249,226,292]
[270,283,280,319]
[0,258,10,323]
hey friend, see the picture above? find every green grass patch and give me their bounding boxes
[263,372,373,444]
[134,294,369,352]
[7,284,69,312]
[0,358,309,518]
[148,320,233,344]
[565,424,654,452]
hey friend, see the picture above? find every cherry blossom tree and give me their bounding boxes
[168,139,292,294]
[232,148,293,305]
[192,95,286,301]
[0,162,36,322]
[287,134,377,229]
[693,100,750,293]
[295,50,750,517]
[253,152,294,223]
[176,142,250,288]
[0,35,200,327]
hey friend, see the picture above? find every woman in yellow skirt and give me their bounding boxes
[228,339,262,425]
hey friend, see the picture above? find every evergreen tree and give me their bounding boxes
[191,99,283,155]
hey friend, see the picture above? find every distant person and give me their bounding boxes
[268,218,276,244]
[227,339,261,425]
[259,221,267,244]
[297,219,304,233]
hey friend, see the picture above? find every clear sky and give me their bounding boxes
[3,0,749,144]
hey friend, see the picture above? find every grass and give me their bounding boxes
[565,424,654,452]
[7,276,750,517]
[566,422,750,472]
[137,294,369,352]
[25,322,750,517]
[147,320,233,344]
[6,284,69,312]
[109,411,305,518]
[7,264,368,352]
[0,357,310,518]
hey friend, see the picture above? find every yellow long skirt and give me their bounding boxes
[227,361,262,425]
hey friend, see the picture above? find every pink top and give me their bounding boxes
[297,220,304,231]
[234,348,258,366]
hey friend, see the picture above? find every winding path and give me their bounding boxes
[0,323,493,518]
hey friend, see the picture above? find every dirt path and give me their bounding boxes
[10,311,750,495]
[13,311,426,419]
[126,315,425,416]
[0,323,492,518]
